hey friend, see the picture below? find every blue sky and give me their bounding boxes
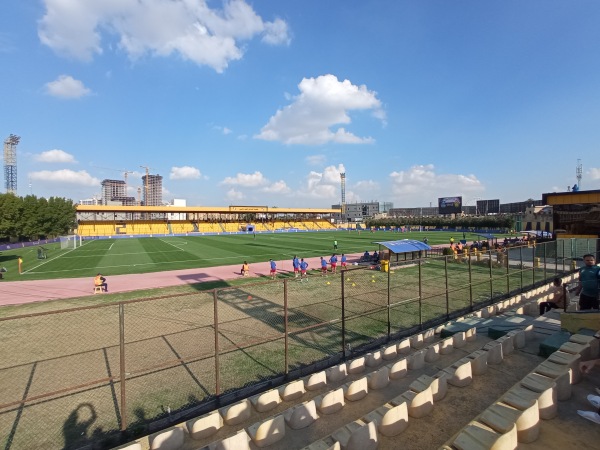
[1,0,600,208]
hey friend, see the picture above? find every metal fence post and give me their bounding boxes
[213,289,220,396]
[488,248,493,301]
[543,242,547,281]
[519,246,524,292]
[506,248,510,295]
[468,252,473,311]
[532,245,536,287]
[418,258,423,328]
[284,279,289,375]
[444,256,449,318]
[341,271,346,360]
[387,262,391,340]
[119,303,127,431]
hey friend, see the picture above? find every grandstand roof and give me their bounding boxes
[76,205,341,214]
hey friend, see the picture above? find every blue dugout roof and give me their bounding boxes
[474,233,497,240]
[375,239,432,254]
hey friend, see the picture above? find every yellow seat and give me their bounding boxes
[93,286,103,294]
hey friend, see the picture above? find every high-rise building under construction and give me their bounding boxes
[142,174,163,206]
[101,179,126,204]
[101,179,137,206]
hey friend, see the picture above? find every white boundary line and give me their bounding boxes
[22,241,90,274]
[159,238,186,251]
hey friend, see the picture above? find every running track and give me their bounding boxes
[0,254,366,307]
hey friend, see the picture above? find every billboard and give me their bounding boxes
[438,196,462,214]
[476,199,500,214]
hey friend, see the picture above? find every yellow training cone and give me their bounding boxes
[352,283,356,287]
[326,282,331,285]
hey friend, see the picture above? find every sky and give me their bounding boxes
[1,0,600,209]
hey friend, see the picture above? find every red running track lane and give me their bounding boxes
[0,253,367,307]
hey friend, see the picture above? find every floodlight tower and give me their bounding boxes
[340,172,346,220]
[3,134,20,194]
[576,159,582,189]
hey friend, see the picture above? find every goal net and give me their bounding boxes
[59,235,81,249]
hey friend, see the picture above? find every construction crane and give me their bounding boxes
[576,159,582,190]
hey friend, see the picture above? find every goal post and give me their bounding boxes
[59,235,81,249]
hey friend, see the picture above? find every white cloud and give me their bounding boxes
[299,164,345,199]
[220,171,291,196]
[226,188,245,201]
[306,154,326,166]
[261,180,291,194]
[170,166,201,180]
[262,18,290,45]
[34,149,77,163]
[44,75,91,99]
[354,180,379,191]
[588,168,600,180]
[29,169,100,186]
[256,74,385,145]
[221,171,268,187]
[212,125,232,135]
[38,0,290,73]
[389,164,484,206]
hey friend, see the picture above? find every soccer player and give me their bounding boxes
[320,257,328,276]
[292,255,300,278]
[341,254,347,269]
[330,254,338,274]
[270,259,277,280]
[300,258,309,281]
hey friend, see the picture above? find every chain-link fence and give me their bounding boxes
[0,239,595,449]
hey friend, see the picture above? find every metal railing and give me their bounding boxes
[0,238,596,450]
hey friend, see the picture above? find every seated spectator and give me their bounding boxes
[94,273,108,292]
[578,336,600,424]
[363,251,370,261]
[241,261,250,277]
[539,278,565,315]
[372,251,379,262]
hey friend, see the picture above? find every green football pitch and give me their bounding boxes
[0,230,496,281]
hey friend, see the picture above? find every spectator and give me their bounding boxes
[94,273,108,292]
[241,261,250,277]
[539,278,565,315]
[578,334,600,425]
[363,250,370,262]
[372,251,379,262]
[575,254,600,310]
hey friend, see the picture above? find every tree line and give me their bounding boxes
[365,214,515,230]
[0,193,76,242]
